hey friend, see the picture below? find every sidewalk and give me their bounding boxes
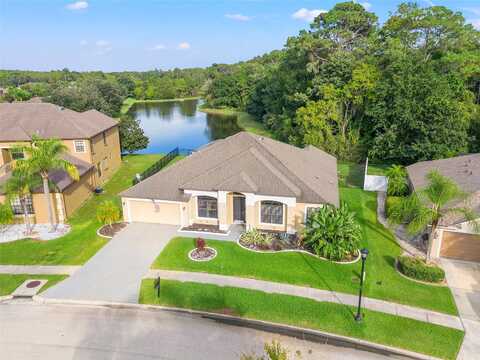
[145,269,463,331]
[0,265,80,275]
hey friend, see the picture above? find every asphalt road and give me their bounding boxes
[0,301,394,360]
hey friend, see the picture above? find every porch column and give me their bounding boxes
[218,191,228,231]
[245,194,256,230]
[431,228,444,259]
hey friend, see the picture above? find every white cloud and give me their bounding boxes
[148,44,166,51]
[292,8,326,22]
[358,2,372,11]
[177,42,191,50]
[66,1,88,10]
[225,13,252,21]
[95,40,112,55]
[79,40,88,46]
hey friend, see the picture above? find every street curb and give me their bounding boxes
[33,295,439,360]
[0,295,13,302]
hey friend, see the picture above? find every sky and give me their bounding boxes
[1,0,479,72]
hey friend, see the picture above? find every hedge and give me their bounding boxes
[397,255,445,283]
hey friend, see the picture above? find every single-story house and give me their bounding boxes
[121,132,339,234]
[406,154,480,262]
[0,102,122,224]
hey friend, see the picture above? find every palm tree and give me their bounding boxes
[23,135,79,231]
[4,161,41,236]
[389,170,478,262]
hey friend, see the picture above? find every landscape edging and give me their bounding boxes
[188,247,218,262]
[32,295,438,360]
[236,239,361,265]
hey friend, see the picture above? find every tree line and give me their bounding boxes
[203,2,480,164]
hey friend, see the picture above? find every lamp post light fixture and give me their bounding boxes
[355,248,369,322]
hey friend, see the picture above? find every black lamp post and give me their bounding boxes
[355,248,369,322]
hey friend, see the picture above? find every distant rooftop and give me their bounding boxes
[0,103,118,141]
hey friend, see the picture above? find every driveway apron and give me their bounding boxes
[441,259,480,359]
[42,223,178,303]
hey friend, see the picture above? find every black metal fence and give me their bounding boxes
[132,147,194,185]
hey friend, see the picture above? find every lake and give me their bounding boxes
[130,99,241,154]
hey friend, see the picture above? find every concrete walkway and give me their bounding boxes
[145,269,463,331]
[42,223,178,303]
[441,259,480,359]
[0,265,80,275]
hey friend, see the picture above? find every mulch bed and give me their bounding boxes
[181,223,227,234]
[189,247,216,261]
[98,222,128,237]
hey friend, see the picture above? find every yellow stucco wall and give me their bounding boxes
[90,126,122,184]
[0,193,61,224]
[62,139,92,164]
[62,169,95,218]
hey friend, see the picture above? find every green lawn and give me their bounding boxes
[199,107,273,138]
[338,161,391,188]
[152,187,457,315]
[139,280,463,360]
[0,274,67,296]
[0,154,162,265]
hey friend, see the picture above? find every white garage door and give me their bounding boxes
[128,200,181,225]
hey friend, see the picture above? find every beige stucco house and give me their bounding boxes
[121,132,339,234]
[406,154,480,262]
[0,103,122,224]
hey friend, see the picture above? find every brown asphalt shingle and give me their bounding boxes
[406,154,480,225]
[0,103,118,141]
[121,132,339,206]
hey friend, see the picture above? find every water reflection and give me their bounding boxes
[130,99,241,154]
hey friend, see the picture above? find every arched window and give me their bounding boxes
[260,201,283,224]
[197,196,218,218]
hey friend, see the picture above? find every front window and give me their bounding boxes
[197,196,217,218]
[261,201,283,224]
[305,206,321,222]
[10,196,34,215]
[11,149,25,160]
[74,140,86,153]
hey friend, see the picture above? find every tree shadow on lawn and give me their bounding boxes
[299,253,357,318]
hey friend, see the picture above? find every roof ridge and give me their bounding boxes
[248,146,301,196]
[251,136,323,198]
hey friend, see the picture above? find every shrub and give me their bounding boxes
[303,203,361,261]
[385,196,402,218]
[397,255,445,283]
[195,237,206,251]
[386,165,409,196]
[240,228,274,249]
[96,201,121,228]
[0,203,14,230]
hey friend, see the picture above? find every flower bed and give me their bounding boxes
[238,229,360,264]
[97,222,128,238]
[188,247,217,262]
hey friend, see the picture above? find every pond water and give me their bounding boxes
[130,99,241,154]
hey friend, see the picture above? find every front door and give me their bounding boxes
[233,196,246,223]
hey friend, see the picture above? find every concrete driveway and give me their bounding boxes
[42,223,178,303]
[441,259,480,359]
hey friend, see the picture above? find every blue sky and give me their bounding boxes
[1,0,479,72]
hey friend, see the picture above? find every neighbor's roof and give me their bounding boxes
[0,103,118,141]
[121,131,339,206]
[0,153,94,194]
[406,154,480,225]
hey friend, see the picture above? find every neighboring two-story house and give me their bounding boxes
[0,103,122,224]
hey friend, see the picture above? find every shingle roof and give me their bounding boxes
[406,154,480,225]
[121,132,339,205]
[0,153,94,194]
[0,103,118,141]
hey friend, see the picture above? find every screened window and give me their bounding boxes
[74,140,86,153]
[11,149,25,160]
[197,196,217,218]
[102,131,107,146]
[261,201,283,224]
[10,196,34,215]
[305,207,321,222]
